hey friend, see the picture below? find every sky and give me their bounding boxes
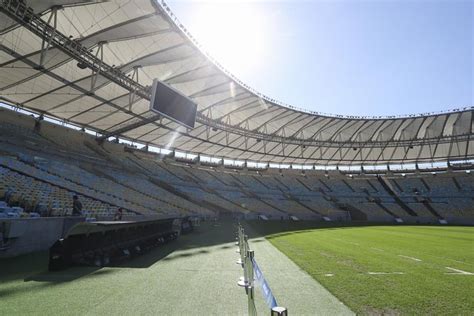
[165,0,473,117]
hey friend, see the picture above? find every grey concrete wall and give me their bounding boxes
[0,217,84,258]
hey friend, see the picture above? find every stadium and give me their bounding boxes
[0,0,472,315]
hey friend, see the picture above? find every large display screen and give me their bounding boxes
[149,79,197,129]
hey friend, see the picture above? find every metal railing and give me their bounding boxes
[235,224,288,316]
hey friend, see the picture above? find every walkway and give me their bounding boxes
[0,221,353,315]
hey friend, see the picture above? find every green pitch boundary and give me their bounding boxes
[10,221,471,315]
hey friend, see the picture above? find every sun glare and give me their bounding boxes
[185,2,270,74]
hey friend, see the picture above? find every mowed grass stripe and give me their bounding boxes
[265,226,473,315]
[338,226,474,266]
[327,226,473,267]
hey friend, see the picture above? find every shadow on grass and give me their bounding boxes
[0,220,383,288]
[24,266,107,283]
[244,220,410,240]
[0,221,241,287]
[0,267,122,300]
[0,251,49,283]
[0,279,53,298]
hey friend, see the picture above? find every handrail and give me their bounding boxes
[235,223,288,315]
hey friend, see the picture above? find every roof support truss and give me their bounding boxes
[99,113,162,140]
[1,0,472,165]
[38,6,58,69]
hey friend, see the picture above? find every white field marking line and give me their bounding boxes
[331,238,360,246]
[392,249,471,266]
[445,267,474,275]
[367,272,405,275]
[430,255,472,266]
[371,247,384,252]
[397,251,472,266]
[398,255,422,262]
[324,273,335,277]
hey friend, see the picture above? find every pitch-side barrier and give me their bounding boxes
[235,224,288,316]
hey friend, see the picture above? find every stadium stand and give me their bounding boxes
[0,1,471,315]
[0,107,472,225]
[0,0,472,265]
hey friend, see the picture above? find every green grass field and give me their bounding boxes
[0,222,472,315]
[262,225,474,315]
[0,222,248,315]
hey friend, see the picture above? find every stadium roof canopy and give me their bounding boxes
[1,0,473,165]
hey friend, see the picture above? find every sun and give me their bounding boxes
[182,2,270,75]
